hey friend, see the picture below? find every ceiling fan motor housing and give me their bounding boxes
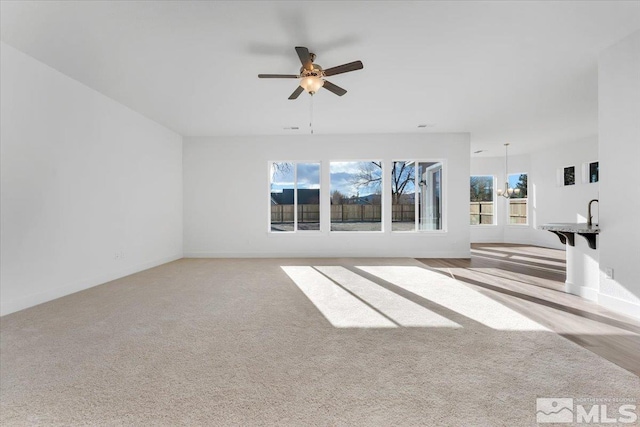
[300,64,323,78]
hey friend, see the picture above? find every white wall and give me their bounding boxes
[470,153,534,244]
[597,30,640,318]
[529,136,600,249]
[184,134,470,258]
[470,137,600,249]
[0,43,183,316]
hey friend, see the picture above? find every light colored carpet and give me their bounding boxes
[1,258,638,426]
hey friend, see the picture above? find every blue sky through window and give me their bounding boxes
[508,173,523,189]
[271,162,383,196]
[330,161,382,197]
[271,162,320,192]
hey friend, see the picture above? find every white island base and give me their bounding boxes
[539,223,600,301]
[565,236,599,301]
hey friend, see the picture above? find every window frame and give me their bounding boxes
[391,159,447,233]
[506,172,529,227]
[469,175,496,226]
[268,160,322,234]
[329,159,384,233]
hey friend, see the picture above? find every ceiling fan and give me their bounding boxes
[258,46,363,99]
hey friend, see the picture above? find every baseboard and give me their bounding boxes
[470,238,565,251]
[0,253,183,317]
[503,237,538,247]
[470,237,505,244]
[564,281,599,302]
[184,251,471,259]
[598,293,640,320]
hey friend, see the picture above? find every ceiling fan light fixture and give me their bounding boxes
[300,75,324,94]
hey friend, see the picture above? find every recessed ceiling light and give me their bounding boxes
[418,123,435,128]
[283,126,299,130]
[473,150,486,154]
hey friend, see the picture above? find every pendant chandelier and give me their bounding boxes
[497,143,520,199]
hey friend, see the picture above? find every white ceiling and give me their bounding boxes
[1,1,639,155]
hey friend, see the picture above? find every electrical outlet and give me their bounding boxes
[114,252,120,260]
[605,267,614,279]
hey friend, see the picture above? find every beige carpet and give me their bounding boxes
[1,258,638,426]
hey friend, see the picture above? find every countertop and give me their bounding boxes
[538,223,600,234]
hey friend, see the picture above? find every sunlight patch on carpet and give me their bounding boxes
[357,266,547,331]
[281,266,396,328]
[314,266,461,328]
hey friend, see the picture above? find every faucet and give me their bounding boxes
[588,199,599,227]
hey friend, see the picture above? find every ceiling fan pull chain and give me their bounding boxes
[310,95,314,134]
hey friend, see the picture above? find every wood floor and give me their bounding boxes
[419,243,640,377]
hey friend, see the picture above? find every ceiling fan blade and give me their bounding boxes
[295,46,313,70]
[258,74,299,78]
[323,60,364,77]
[322,80,347,96]
[288,86,305,100]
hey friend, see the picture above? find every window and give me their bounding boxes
[391,161,444,231]
[391,161,415,231]
[270,162,320,232]
[418,162,444,230]
[470,175,494,225]
[508,173,528,225]
[330,161,382,231]
[270,159,445,233]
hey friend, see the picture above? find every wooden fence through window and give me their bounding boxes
[470,199,527,225]
[508,199,527,224]
[272,200,527,224]
[271,204,416,223]
[470,201,494,225]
